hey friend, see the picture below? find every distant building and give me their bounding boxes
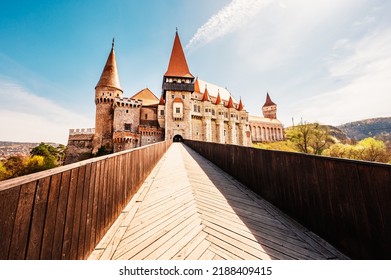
[65,32,284,164]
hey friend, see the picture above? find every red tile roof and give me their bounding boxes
[202,86,211,102]
[227,96,234,108]
[238,99,244,111]
[263,93,276,107]
[215,92,222,105]
[164,32,194,78]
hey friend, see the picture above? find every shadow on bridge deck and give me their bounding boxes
[89,143,347,260]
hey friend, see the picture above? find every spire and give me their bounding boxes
[263,92,276,107]
[238,98,244,111]
[194,77,201,92]
[215,91,222,105]
[96,41,122,92]
[227,96,234,108]
[164,31,194,78]
[159,94,165,105]
[202,85,211,102]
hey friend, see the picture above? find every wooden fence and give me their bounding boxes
[184,140,391,259]
[0,140,171,260]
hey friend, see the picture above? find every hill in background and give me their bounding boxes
[337,117,391,147]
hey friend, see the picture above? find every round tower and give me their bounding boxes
[93,39,123,155]
[262,93,277,119]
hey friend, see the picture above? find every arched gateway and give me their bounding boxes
[173,134,183,142]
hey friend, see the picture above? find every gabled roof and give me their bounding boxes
[173,97,184,103]
[96,41,122,91]
[263,93,276,107]
[164,31,194,78]
[202,86,211,102]
[131,88,159,106]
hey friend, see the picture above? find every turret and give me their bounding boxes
[262,93,277,119]
[201,86,212,142]
[93,39,123,154]
[162,30,195,141]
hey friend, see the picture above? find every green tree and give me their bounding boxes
[286,122,335,155]
[3,156,25,178]
[23,155,46,174]
[30,142,58,168]
[0,161,11,181]
[356,137,389,162]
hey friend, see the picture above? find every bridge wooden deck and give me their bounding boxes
[88,143,347,260]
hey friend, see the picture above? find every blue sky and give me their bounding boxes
[1,0,390,144]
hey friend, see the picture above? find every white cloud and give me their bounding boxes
[296,27,391,125]
[185,0,274,52]
[0,79,93,144]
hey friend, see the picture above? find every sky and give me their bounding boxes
[0,0,390,144]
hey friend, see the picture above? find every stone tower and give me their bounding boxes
[262,93,277,119]
[93,40,123,154]
[162,31,195,141]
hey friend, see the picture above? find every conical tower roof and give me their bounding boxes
[202,86,211,102]
[215,91,222,105]
[159,94,165,105]
[263,93,276,107]
[194,77,201,93]
[164,31,194,78]
[227,96,234,108]
[238,98,244,111]
[96,40,122,92]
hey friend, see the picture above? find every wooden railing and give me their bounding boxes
[184,140,391,259]
[0,140,171,260]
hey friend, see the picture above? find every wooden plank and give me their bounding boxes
[95,212,128,249]
[199,249,216,260]
[99,226,127,260]
[87,249,104,260]
[185,239,210,260]
[0,186,21,259]
[157,224,205,260]
[121,197,195,242]
[52,170,71,259]
[77,163,92,259]
[61,168,79,259]
[26,176,50,259]
[114,205,196,259]
[142,217,202,260]
[69,165,86,259]
[205,235,259,260]
[40,173,61,259]
[209,244,240,260]
[9,181,37,259]
[90,161,101,255]
[83,162,97,258]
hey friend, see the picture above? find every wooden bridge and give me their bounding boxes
[0,140,390,260]
[88,143,345,260]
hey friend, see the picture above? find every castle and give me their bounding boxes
[65,32,284,164]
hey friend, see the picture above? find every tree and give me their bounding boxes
[30,142,58,168]
[0,161,10,181]
[356,137,389,162]
[3,156,25,178]
[286,122,335,155]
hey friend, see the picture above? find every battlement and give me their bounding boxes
[113,97,143,108]
[69,128,95,135]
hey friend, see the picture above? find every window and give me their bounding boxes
[171,94,175,99]
[182,95,185,99]
[160,110,164,116]
[197,106,201,112]
[145,114,148,119]
[124,123,131,131]
[212,109,215,115]
[194,105,197,111]
[176,108,181,114]
[126,109,129,113]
